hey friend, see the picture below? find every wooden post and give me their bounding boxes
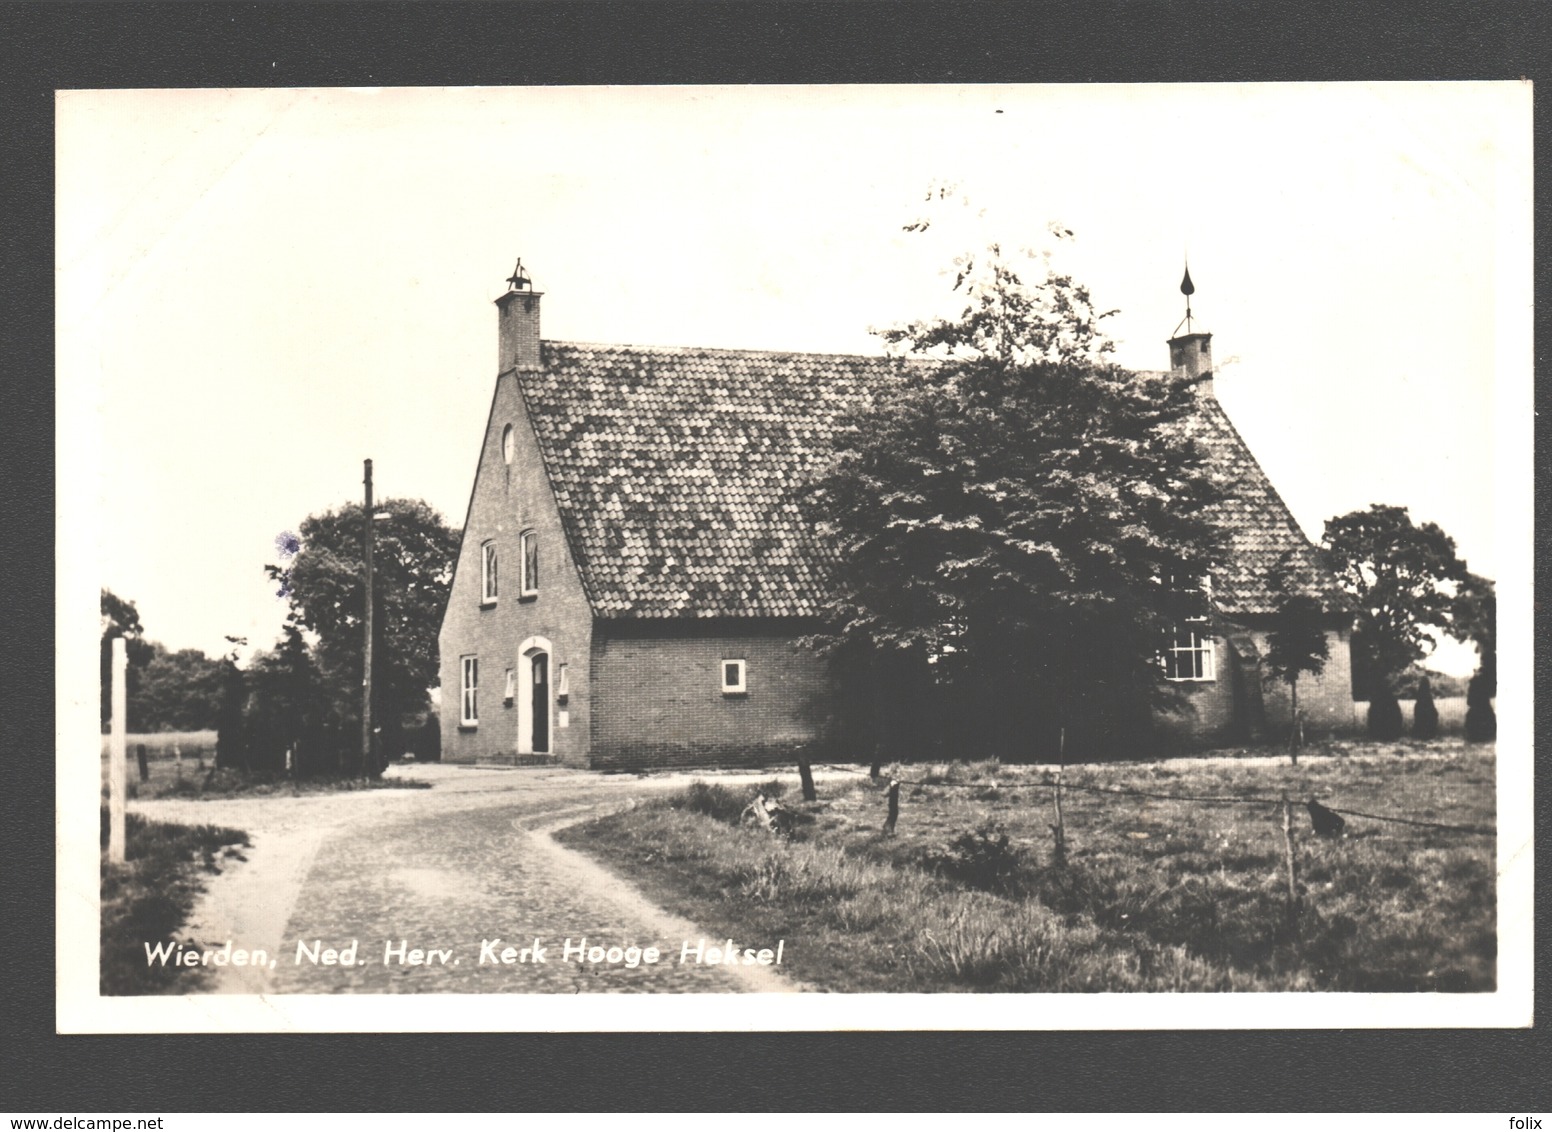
[361,458,374,780]
[136,743,149,783]
[108,637,126,864]
[883,779,900,835]
[1050,727,1067,863]
[1280,792,1300,930]
[797,757,817,802]
[1289,680,1300,766]
[1053,770,1067,864]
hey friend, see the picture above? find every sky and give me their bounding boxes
[57,83,1531,675]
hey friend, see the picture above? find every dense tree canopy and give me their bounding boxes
[1449,571,1496,673]
[807,242,1222,759]
[133,643,224,732]
[265,497,458,769]
[1320,504,1467,695]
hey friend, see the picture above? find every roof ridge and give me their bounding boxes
[544,339,924,365]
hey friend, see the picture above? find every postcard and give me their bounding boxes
[56,82,1532,1032]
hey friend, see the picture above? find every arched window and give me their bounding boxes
[480,540,498,604]
[519,529,538,597]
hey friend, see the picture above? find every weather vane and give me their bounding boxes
[1174,261,1196,337]
[505,257,532,293]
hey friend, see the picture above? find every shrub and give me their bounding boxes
[925,821,1024,892]
[673,780,787,825]
[1411,676,1439,739]
[1464,668,1496,742]
[1367,687,1404,740]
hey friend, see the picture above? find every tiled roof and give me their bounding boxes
[1167,386,1351,617]
[519,343,1345,620]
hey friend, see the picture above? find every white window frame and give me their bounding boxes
[503,666,516,706]
[481,540,498,604]
[1164,623,1216,682]
[460,655,479,726]
[519,529,539,598]
[1160,571,1215,682]
[721,658,747,696]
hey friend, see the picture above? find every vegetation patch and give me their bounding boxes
[558,744,1496,992]
[102,752,433,801]
[100,811,251,995]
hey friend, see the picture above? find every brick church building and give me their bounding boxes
[438,267,1356,769]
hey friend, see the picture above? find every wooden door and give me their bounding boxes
[531,653,550,754]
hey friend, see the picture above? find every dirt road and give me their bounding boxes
[131,765,799,995]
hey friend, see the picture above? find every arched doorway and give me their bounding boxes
[516,636,553,756]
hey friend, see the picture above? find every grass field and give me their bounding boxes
[100,811,250,995]
[556,740,1496,993]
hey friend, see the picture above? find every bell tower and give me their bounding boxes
[1167,263,1213,381]
[496,257,544,375]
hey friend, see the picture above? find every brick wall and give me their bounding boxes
[438,362,595,767]
[589,626,836,770]
[1159,621,1358,745]
[1257,625,1357,736]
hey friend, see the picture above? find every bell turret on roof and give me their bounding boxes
[1168,261,1213,381]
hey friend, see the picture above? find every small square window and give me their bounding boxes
[721,659,747,695]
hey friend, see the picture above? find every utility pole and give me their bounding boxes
[362,458,374,779]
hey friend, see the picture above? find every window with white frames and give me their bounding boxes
[1163,625,1216,681]
[481,540,498,604]
[460,656,479,725]
[1162,571,1215,681]
[503,667,516,706]
[721,659,747,695]
[519,529,538,597]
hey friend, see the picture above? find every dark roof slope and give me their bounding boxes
[1169,390,1351,617]
[519,342,1345,620]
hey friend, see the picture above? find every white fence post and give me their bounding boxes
[108,636,127,864]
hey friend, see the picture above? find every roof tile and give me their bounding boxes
[520,343,1344,620]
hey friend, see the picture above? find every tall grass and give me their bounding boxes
[560,747,1495,993]
[100,811,250,995]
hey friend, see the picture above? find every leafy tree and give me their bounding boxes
[246,620,336,776]
[1320,505,1467,698]
[266,498,458,774]
[133,643,224,732]
[1450,571,1496,742]
[100,589,153,731]
[214,636,249,771]
[1450,572,1496,667]
[807,241,1221,760]
[1262,561,1330,763]
[1411,675,1439,740]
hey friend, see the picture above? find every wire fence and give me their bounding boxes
[813,761,1496,838]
